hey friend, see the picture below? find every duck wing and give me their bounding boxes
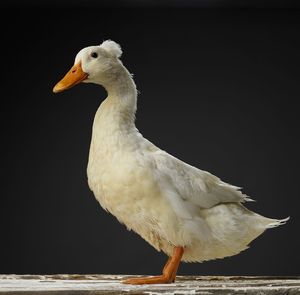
[151,150,253,209]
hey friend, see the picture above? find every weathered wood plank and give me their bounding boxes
[0,275,299,295]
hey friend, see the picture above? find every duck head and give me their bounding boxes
[53,40,123,93]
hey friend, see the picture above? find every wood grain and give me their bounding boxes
[0,275,299,294]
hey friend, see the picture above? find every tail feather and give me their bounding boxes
[266,216,290,228]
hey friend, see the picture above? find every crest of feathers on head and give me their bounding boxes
[100,40,122,58]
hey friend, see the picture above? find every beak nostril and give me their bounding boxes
[72,69,76,73]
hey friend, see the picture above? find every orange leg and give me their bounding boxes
[162,256,172,273]
[123,246,184,285]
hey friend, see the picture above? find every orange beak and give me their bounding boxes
[53,61,88,93]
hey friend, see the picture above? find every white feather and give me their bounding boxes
[100,40,122,58]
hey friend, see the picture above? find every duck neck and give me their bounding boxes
[100,65,137,129]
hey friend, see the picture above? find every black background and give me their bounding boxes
[1,1,299,276]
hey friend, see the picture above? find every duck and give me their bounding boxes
[53,40,289,285]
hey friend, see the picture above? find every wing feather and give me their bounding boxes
[152,150,252,209]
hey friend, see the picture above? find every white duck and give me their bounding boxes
[53,40,288,285]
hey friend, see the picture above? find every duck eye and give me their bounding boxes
[91,52,98,58]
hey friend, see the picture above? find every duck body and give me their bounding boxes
[86,62,286,263]
[53,40,288,282]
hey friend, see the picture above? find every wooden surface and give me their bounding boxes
[0,275,299,294]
